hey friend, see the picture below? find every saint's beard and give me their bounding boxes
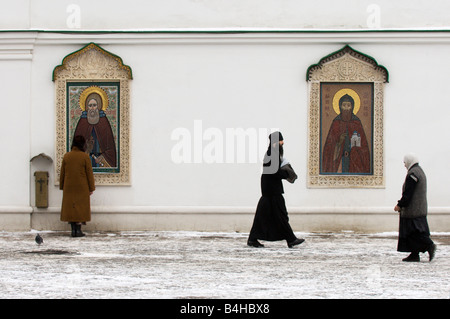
[341,109,353,122]
[87,109,100,125]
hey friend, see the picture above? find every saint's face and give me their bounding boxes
[87,99,98,111]
[87,98,100,125]
[341,101,353,112]
[340,101,354,122]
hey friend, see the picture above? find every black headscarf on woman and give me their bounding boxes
[263,131,284,172]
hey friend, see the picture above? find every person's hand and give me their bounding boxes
[394,205,401,212]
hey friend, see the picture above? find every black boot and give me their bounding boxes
[70,223,76,237]
[427,244,437,262]
[247,238,264,248]
[402,252,420,262]
[287,238,305,248]
[75,224,86,237]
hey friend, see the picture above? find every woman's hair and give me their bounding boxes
[71,135,86,152]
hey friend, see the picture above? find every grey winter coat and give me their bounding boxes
[398,163,427,218]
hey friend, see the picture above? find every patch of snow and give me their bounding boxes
[0,231,448,299]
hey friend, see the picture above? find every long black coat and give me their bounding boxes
[249,147,297,242]
[260,144,289,195]
[261,168,289,196]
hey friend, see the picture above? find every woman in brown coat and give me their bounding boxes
[60,135,95,237]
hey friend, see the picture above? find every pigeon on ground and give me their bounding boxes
[35,234,43,245]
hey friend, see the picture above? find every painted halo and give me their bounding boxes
[332,88,361,115]
[79,86,109,111]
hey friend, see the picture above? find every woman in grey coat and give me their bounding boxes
[394,153,436,262]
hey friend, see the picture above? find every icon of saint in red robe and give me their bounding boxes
[74,89,117,168]
[322,94,370,174]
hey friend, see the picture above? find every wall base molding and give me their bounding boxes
[2,206,449,233]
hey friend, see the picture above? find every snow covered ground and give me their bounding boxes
[0,230,448,299]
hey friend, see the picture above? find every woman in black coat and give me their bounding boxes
[247,132,304,248]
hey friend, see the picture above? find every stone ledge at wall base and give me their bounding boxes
[0,206,445,233]
[0,206,33,231]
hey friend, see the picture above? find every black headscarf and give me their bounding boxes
[263,131,284,172]
[268,131,283,144]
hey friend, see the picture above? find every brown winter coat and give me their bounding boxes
[59,147,95,222]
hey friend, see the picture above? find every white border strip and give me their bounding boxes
[26,206,450,215]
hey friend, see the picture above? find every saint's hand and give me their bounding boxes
[338,132,347,145]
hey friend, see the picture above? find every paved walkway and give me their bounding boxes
[0,230,449,299]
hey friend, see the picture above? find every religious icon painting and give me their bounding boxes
[307,45,388,188]
[54,43,132,185]
[320,82,373,175]
[67,82,120,173]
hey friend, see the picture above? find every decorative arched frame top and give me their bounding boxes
[306,45,388,83]
[53,43,132,185]
[307,45,388,188]
[53,42,133,81]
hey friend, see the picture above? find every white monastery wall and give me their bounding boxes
[0,0,449,232]
[2,0,450,31]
